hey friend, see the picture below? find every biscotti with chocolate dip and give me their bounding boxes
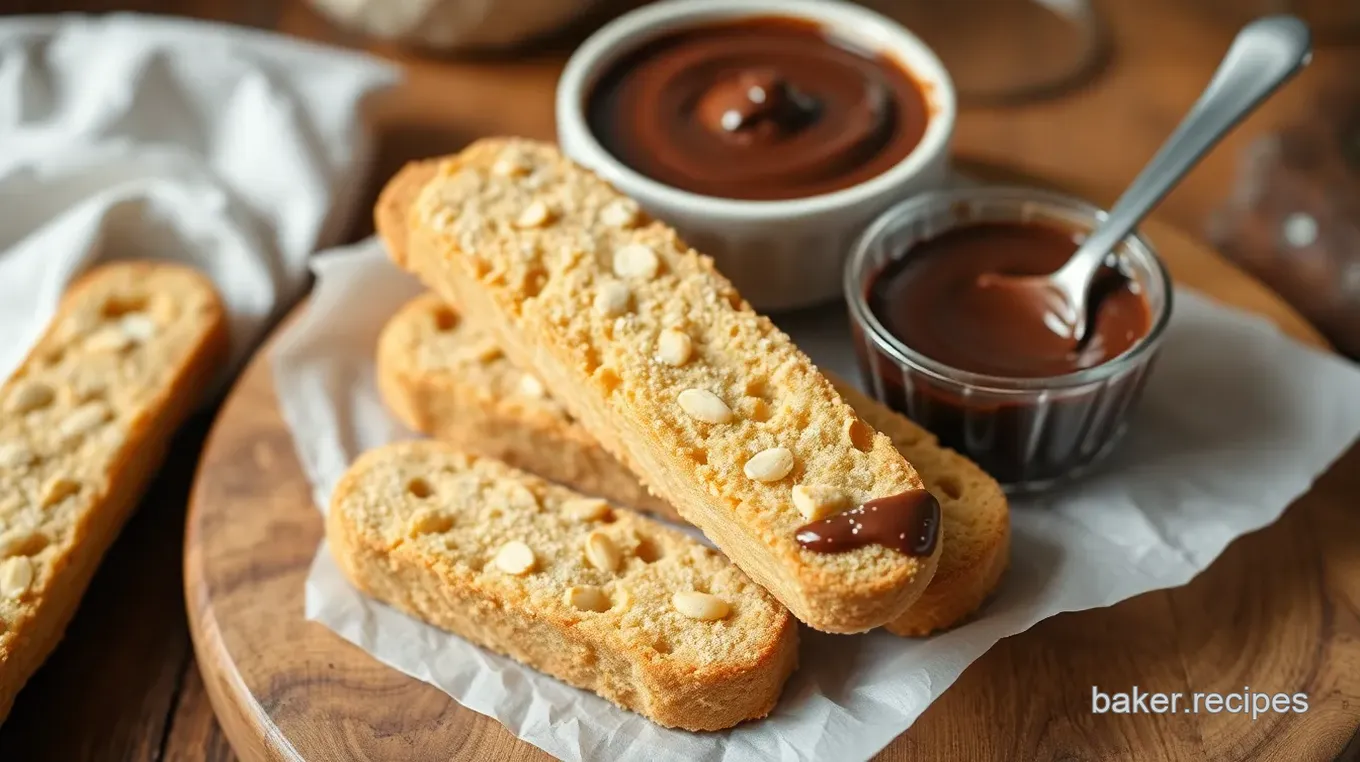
[379,139,942,634]
[377,290,1009,635]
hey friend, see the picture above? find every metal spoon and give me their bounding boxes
[983,15,1312,343]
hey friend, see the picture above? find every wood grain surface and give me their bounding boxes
[181,218,1358,762]
[0,0,1357,759]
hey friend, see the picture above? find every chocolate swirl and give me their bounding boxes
[587,17,930,201]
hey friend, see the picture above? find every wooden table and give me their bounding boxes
[1,1,1357,760]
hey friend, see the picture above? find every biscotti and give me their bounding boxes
[833,382,1009,636]
[326,440,798,731]
[379,292,1009,635]
[0,262,227,720]
[381,139,940,634]
[378,292,674,518]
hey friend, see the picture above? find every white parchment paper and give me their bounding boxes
[273,238,1360,762]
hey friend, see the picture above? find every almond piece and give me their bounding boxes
[492,150,531,177]
[517,374,546,399]
[594,281,632,317]
[562,498,611,522]
[119,313,157,342]
[677,389,733,424]
[564,585,610,612]
[672,591,730,621]
[656,329,693,367]
[584,531,622,572]
[0,442,35,469]
[0,556,33,598]
[40,477,80,508]
[744,447,795,483]
[501,482,540,512]
[791,484,850,522]
[59,401,112,441]
[492,541,536,575]
[600,199,639,229]
[612,244,660,280]
[0,529,36,558]
[515,200,553,229]
[85,326,135,353]
[6,381,55,415]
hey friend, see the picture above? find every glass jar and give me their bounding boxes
[844,186,1174,493]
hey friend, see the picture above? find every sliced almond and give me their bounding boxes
[612,244,660,280]
[432,208,457,231]
[119,313,157,342]
[0,442,35,469]
[564,585,610,612]
[744,447,795,483]
[492,150,531,177]
[501,481,540,512]
[677,389,733,424]
[656,329,693,367]
[492,541,536,575]
[6,381,55,415]
[515,200,553,229]
[85,326,135,353]
[0,529,36,558]
[40,477,80,509]
[792,484,850,522]
[600,199,639,229]
[584,531,622,573]
[517,374,546,399]
[672,591,730,621]
[562,498,611,522]
[594,281,632,317]
[59,401,112,441]
[0,556,33,598]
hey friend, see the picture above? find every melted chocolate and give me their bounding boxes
[587,16,931,201]
[867,221,1152,378]
[795,490,940,556]
[854,220,1159,486]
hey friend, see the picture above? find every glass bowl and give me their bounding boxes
[844,186,1174,494]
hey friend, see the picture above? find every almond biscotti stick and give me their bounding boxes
[379,292,1009,635]
[377,291,675,519]
[0,263,227,720]
[382,139,941,633]
[327,440,798,731]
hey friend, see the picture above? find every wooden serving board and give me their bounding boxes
[184,220,1360,761]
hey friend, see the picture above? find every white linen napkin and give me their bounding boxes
[0,14,397,381]
[273,239,1360,762]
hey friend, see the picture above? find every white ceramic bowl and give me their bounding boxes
[557,0,956,311]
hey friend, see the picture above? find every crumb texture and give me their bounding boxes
[0,262,227,719]
[326,440,798,730]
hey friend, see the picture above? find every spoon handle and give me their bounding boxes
[1075,16,1312,267]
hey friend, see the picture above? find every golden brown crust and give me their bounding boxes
[326,440,798,731]
[381,138,939,633]
[377,292,1009,635]
[0,262,228,720]
[834,383,1011,636]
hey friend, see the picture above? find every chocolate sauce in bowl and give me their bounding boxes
[587,17,931,201]
[867,221,1152,378]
